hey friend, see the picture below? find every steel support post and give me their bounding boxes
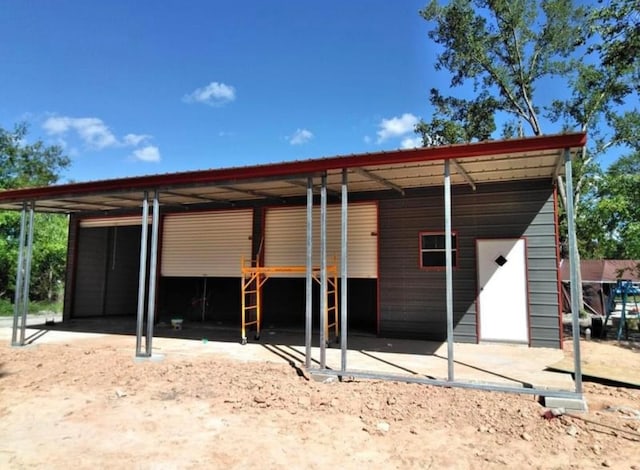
[305,177,313,369]
[444,160,454,381]
[145,190,160,356]
[18,203,35,345]
[564,149,583,394]
[135,191,149,356]
[319,174,328,368]
[11,203,27,346]
[340,169,348,372]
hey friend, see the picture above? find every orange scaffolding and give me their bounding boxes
[240,256,339,345]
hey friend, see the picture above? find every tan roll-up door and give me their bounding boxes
[161,209,253,277]
[79,216,150,228]
[264,203,378,278]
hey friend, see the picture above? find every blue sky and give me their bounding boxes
[0,1,440,182]
[0,1,633,183]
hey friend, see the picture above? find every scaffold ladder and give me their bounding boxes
[240,257,340,345]
[314,265,339,345]
[241,259,267,345]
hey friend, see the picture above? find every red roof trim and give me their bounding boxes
[0,132,586,203]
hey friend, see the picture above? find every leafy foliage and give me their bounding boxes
[586,152,640,259]
[589,0,640,81]
[0,123,69,189]
[0,123,70,302]
[416,89,499,145]
[417,0,640,267]
[418,0,586,141]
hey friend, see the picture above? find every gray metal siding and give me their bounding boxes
[379,180,560,347]
[70,224,143,318]
[72,227,109,317]
[103,226,142,316]
[63,217,79,321]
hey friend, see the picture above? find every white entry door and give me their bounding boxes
[477,239,529,343]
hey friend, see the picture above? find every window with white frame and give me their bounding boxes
[419,231,458,269]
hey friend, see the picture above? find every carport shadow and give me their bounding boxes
[260,343,327,377]
[433,353,534,388]
[267,342,441,379]
[31,317,449,355]
[24,329,50,345]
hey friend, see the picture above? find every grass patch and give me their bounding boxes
[0,298,63,316]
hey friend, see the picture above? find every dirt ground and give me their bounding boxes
[1,335,639,469]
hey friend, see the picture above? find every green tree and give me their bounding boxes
[589,152,640,259]
[415,90,499,145]
[418,0,586,143]
[0,123,70,304]
[32,213,69,301]
[589,0,640,82]
[417,0,639,310]
[0,123,70,189]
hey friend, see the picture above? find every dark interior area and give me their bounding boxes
[262,278,377,333]
[158,277,240,323]
[157,276,378,333]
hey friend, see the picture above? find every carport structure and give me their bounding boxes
[1,133,587,404]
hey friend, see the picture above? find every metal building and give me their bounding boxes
[1,133,587,403]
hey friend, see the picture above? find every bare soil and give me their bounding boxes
[1,336,639,469]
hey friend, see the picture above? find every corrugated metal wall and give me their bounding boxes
[71,225,142,317]
[161,209,253,277]
[264,203,378,278]
[72,227,109,317]
[379,180,560,347]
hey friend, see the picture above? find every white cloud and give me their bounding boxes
[376,113,419,143]
[123,133,150,146]
[42,115,160,163]
[400,136,423,149]
[43,116,118,149]
[183,81,236,106]
[288,128,314,145]
[132,145,160,162]
[363,135,372,144]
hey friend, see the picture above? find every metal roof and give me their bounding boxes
[560,259,640,283]
[0,132,586,214]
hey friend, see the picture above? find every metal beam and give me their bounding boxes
[340,169,348,372]
[19,203,35,345]
[287,179,341,197]
[352,167,405,196]
[145,190,160,356]
[564,149,583,395]
[163,190,232,205]
[135,192,149,357]
[11,203,27,346]
[57,199,122,210]
[444,160,454,381]
[309,368,582,400]
[451,159,477,191]
[319,174,327,368]
[218,185,284,201]
[305,178,313,369]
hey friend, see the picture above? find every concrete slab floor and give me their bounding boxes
[0,317,576,394]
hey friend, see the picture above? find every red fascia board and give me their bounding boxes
[0,132,586,203]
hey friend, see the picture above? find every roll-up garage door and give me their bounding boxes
[79,215,149,228]
[161,209,253,277]
[264,203,377,278]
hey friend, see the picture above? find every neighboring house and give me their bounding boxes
[560,259,640,316]
[0,133,586,349]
